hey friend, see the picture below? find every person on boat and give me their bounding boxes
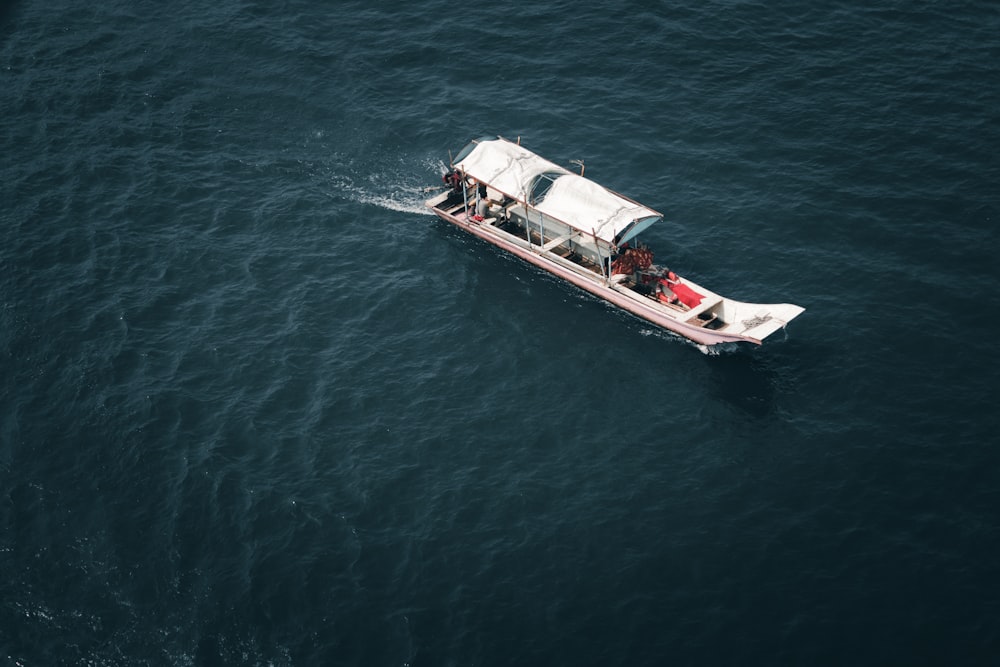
[658,270,705,309]
[467,179,492,221]
[475,195,491,220]
[657,269,680,304]
[443,169,463,193]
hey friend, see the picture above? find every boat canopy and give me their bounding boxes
[454,137,662,246]
[454,138,570,201]
[534,174,661,246]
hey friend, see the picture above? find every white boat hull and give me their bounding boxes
[427,193,803,346]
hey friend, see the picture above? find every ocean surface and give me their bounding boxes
[2,1,999,664]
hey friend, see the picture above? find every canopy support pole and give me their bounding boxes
[590,228,604,283]
[461,172,468,218]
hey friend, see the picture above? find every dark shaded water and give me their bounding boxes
[3,1,1000,664]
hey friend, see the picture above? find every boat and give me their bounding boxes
[425,135,804,347]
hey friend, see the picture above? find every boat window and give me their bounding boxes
[452,136,497,164]
[615,215,661,245]
[528,171,563,205]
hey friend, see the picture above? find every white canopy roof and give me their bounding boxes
[454,138,569,200]
[534,174,661,245]
[454,137,662,245]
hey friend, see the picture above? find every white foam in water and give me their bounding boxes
[332,156,445,216]
[356,188,436,216]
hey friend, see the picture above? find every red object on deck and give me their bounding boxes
[672,282,704,308]
[660,278,704,308]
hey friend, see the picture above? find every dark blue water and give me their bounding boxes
[3,1,999,664]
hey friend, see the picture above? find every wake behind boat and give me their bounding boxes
[426,136,804,346]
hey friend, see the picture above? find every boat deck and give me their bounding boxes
[432,191,726,331]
